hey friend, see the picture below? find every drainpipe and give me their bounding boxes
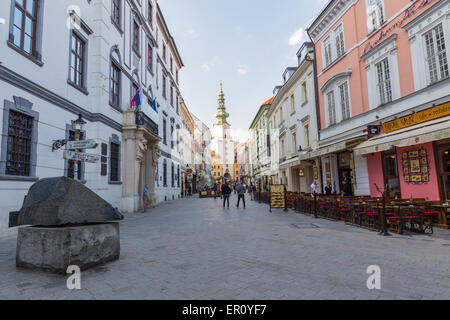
[306,30,324,193]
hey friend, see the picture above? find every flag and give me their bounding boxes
[131,87,142,109]
[150,97,157,112]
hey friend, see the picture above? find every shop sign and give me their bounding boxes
[382,102,450,134]
[270,185,287,212]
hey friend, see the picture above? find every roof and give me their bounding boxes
[262,97,274,106]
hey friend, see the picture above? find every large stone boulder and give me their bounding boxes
[10,177,123,227]
[16,223,120,274]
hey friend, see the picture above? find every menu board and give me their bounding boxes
[401,148,430,184]
[270,185,286,211]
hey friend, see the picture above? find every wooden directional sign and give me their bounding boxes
[66,139,98,150]
[63,150,100,164]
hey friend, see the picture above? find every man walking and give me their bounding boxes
[236,181,246,209]
[213,183,218,199]
[142,184,150,213]
[222,181,232,209]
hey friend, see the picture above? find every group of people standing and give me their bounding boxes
[212,181,256,209]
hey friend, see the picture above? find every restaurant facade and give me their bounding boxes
[307,0,449,199]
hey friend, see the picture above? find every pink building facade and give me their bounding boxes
[307,0,450,201]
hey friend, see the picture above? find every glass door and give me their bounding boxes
[382,150,401,199]
[436,143,450,201]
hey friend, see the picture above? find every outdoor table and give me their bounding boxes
[431,205,450,229]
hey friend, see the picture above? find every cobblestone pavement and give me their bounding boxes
[0,195,449,300]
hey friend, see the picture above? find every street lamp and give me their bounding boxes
[73,114,86,181]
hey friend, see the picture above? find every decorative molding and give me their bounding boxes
[0,64,122,132]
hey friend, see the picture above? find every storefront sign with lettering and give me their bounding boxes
[382,102,450,134]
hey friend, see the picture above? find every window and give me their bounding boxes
[112,0,121,27]
[382,150,401,199]
[163,160,167,187]
[176,95,179,114]
[147,0,153,25]
[110,61,121,108]
[133,21,140,53]
[176,69,179,84]
[323,37,332,67]
[290,95,295,114]
[339,82,351,120]
[6,110,33,176]
[69,32,86,89]
[424,24,449,84]
[366,0,385,34]
[304,124,310,148]
[335,24,345,58]
[170,56,173,74]
[162,74,167,99]
[170,85,174,106]
[110,142,120,182]
[171,162,175,187]
[281,139,285,158]
[11,0,38,56]
[292,132,297,153]
[327,91,336,126]
[163,118,167,145]
[147,43,153,72]
[279,106,283,125]
[171,124,174,149]
[162,43,166,61]
[177,165,180,188]
[301,81,307,105]
[376,58,392,105]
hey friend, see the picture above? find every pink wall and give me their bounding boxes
[367,153,385,197]
[396,143,440,201]
[315,0,436,129]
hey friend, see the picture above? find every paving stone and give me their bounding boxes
[0,196,449,299]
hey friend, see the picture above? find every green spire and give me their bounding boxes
[215,81,229,125]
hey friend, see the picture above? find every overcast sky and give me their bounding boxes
[158,0,329,142]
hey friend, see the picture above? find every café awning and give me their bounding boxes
[298,141,347,160]
[354,115,450,156]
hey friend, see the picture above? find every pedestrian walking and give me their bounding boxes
[325,182,333,195]
[213,183,218,199]
[221,182,232,208]
[142,184,150,213]
[248,184,254,200]
[310,180,318,198]
[236,181,246,209]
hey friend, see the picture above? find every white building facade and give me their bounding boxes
[0,0,184,237]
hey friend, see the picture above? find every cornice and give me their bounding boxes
[308,0,355,42]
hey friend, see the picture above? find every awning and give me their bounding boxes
[354,115,450,156]
[298,141,347,160]
[279,156,301,170]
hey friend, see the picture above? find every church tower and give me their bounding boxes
[211,82,235,182]
[215,82,230,126]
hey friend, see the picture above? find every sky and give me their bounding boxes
[158,0,329,142]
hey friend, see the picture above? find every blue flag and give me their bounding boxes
[151,98,157,112]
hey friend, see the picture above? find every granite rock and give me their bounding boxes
[16,223,120,274]
[12,177,123,227]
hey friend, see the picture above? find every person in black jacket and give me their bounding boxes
[222,182,232,208]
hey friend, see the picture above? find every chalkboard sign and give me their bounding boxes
[270,185,287,212]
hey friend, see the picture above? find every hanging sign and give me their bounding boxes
[66,139,98,150]
[63,150,100,163]
[270,185,287,212]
